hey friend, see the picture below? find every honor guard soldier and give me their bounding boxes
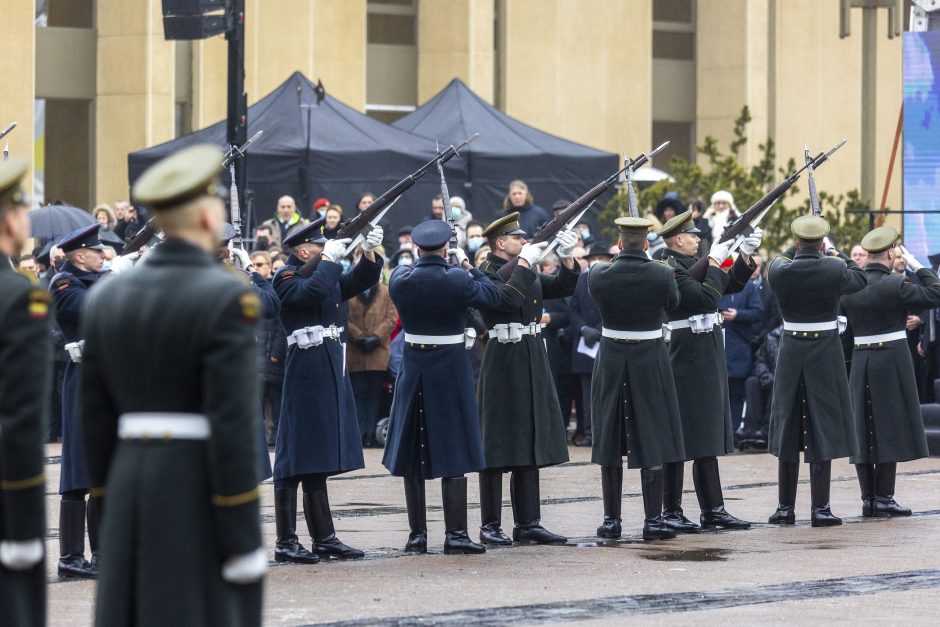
[589,217,688,540]
[842,227,940,516]
[767,215,867,526]
[384,220,500,554]
[653,210,757,533]
[81,145,266,625]
[0,158,50,625]
[50,222,110,578]
[475,213,580,546]
[272,219,383,562]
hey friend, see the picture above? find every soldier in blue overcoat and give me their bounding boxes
[50,223,109,579]
[384,220,500,554]
[271,219,383,562]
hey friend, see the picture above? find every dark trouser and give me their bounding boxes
[743,376,770,436]
[577,374,593,436]
[262,379,283,442]
[351,371,384,440]
[555,373,579,430]
[48,360,66,441]
[728,377,746,432]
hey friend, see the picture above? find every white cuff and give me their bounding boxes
[0,539,44,571]
[222,547,267,584]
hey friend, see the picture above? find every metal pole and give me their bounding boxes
[226,0,247,212]
[860,6,877,205]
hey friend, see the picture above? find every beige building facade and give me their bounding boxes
[8,0,903,223]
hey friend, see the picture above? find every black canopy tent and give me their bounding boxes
[392,78,620,229]
[128,72,463,240]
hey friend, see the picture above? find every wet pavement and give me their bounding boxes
[42,444,940,625]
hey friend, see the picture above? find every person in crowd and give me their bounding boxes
[323,205,344,239]
[50,223,111,579]
[473,246,490,268]
[424,194,445,222]
[396,225,413,248]
[356,192,376,213]
[390,246,414,269]
[570,246,589,271]
[702,190,739,245]
[766,216,867,527]
[569,242,613,447]
[17,254,37,275]
[850,244,870,267]
[503,180,551,237]
[719,256,765,445]
[347,251,398,448]
[689,199,712,255]
[450,196,474,247]
[271,218,383,563]
[653,193,683,226]
[247,249,286,446]
[574,222,594,247]
[82,145,265,625]
[93,204,117,231]
[113,202,145,243]
[463,220,485,261]
[743,322,784,450]
[654,210,758,533]
[751,252,781,342]
[475,212,579,547]
[312,197,330,220]
[540,254,580,434]
[271,253,288,274]
[589,216,686,541]
[253,225,276,251]
[0,157,50,626]
[259,195,307,249]
[249,251,273,280]
[384,220,500,554]
[842,229,940,518]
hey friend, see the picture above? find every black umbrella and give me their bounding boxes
[98,228,125,247]
[29,204,96,242]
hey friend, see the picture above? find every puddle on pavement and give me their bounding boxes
[639,548,732,562]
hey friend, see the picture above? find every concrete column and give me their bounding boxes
[0,1,36,201]
[96,0,176,203]
[417,0,494,103]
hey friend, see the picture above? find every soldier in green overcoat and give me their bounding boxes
[841,227,940,517]
[767,215,867,527]
[476,213,580,546]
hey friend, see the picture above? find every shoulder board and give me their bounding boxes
[51,274,76,292]
[27,287,50,320]
[274,267,296,281]
[652,258,673,268]
[478,260,491,273]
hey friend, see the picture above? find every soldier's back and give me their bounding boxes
[589,252,677,329]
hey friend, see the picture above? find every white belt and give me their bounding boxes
[854,330,908,346]
[669,312,722,334]
[405,329,477,350]
[118,413,210,441]
[601,326,668,341]
[783,317,847,334]
[287,325,343,349]
[488,322,542,344]
[64,340,85,363]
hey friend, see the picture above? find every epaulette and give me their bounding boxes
[27,287,50,320]
[274,267,297,282]
[478,260,491,273]
[50,272,76,292]
[652,258,674,268]
[238,291,260,324]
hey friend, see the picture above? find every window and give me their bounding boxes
[366,0,418,120]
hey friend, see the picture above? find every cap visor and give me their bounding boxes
[508,228,528,236]
[682,226,701,235]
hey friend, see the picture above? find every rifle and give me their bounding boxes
[685,138,847,281]
[804,142,822,217]
[120,217,158,256]
[497,142,669,280]
[337,134,478,258]
[436,140,460,265]
[223,130,263,249]
[0,122,14,161]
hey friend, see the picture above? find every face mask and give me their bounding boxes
[467,236,484,253]
[579,229,591,240]
[255,236,270,250]
[451,207,462,219]
[340,259,351,272]
[398,256,413,267]
[101,260,112,272]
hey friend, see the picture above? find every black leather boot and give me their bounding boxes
[641,467,676,540]
[810,461,841,527]
[86,495,102,573]
[442,477,485,554]
[768,461,799,524]
[873,463,912,517]
[510,468,567,545]
[274,487,319,564]
[304,485,364,559]
[662,461,700,533]
[478,470,511,546]
[693,457,750,530]
[57,498,96,579]
[403,477,428,553]
[855,463,876,517]
[596,465,623,539]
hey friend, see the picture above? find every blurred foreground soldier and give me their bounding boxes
[272,219,383,562]
[0,158,49,625]
[842,228,940,516]
[475,213,580,546]
[384,220,500,554]
[82,145,265,625]
[767,216,866,526]
[51,223,110,578]
[654,210,757,533]
[590,218,686,540]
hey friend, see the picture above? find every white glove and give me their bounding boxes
[822,236,837,255]
[229,246,253,271]
[518,242,548,267]
[109,253,139,275]
[362,226,383,253]
[0,539,44,571]
[555,229,579,260]
[708,240,731,264]
[739,227,763,256]
[900,245,924,271]
[448,248,469,267]
[322,238,352,263]
[221,547,267,584]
